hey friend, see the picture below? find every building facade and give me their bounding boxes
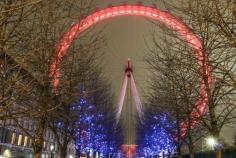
[0,119,76,158]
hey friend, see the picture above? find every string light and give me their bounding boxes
[74,88,120,156]
[138,113,176,157]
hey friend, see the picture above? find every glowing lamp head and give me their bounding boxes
[50,144,55,151]
[206,137,217,147]
[69,155,74,158]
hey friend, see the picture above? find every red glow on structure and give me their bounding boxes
[121,144,137,158]
[125,58,133,77]
[50,5,212,138]
[116,59,144,125]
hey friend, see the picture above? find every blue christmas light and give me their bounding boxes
[137,113,177,156]
[73,88,121,156]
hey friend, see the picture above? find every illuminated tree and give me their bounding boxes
[137,111,176,157]
[144,27,204,156]
[75,86,121,157]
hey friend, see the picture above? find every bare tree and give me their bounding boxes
[156,0,236,137]
[145,1,236,154]
[144,26,204,156]
[0,0,102,157]
[49,30,107,158]
[0,0,43,122]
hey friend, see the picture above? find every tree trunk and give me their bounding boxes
[34,153,41,158]
[33,117,46,158]
[33,137,44,158]
[233,0,236,20]
[86,152,90,158]
[188,138,194,158]
[60,144,68,158]
[60,151,67,158]
[216,150,222,158]
[187,106,194,158]
[176,112,182,158]
[211,131,221,158]
[78,150,81,158]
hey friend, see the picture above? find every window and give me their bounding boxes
[47,143,50,151]
[24,136,28,146]
[10,120,14,126]
[29,138,32,147]
[5,119,9,125]
[14,134,19,145]
[18,134,22,146]
[0,128,11,143]
[24,121,28,129]
[29,122,33,131]
[11,133,16,144]
[45,130,50,139]
[43,141,46,148]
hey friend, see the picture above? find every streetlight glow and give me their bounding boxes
[206,137,217,147]
[69,155,73,158]
[50,144,54,151]
[3,149,11,158]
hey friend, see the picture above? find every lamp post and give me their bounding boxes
[50,144,55,158]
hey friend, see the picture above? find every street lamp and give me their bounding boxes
[50,144,54,151]
[68,155,74,158]
[50,144,55,158]
[41,154,45,158]
[206,137,217,149]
